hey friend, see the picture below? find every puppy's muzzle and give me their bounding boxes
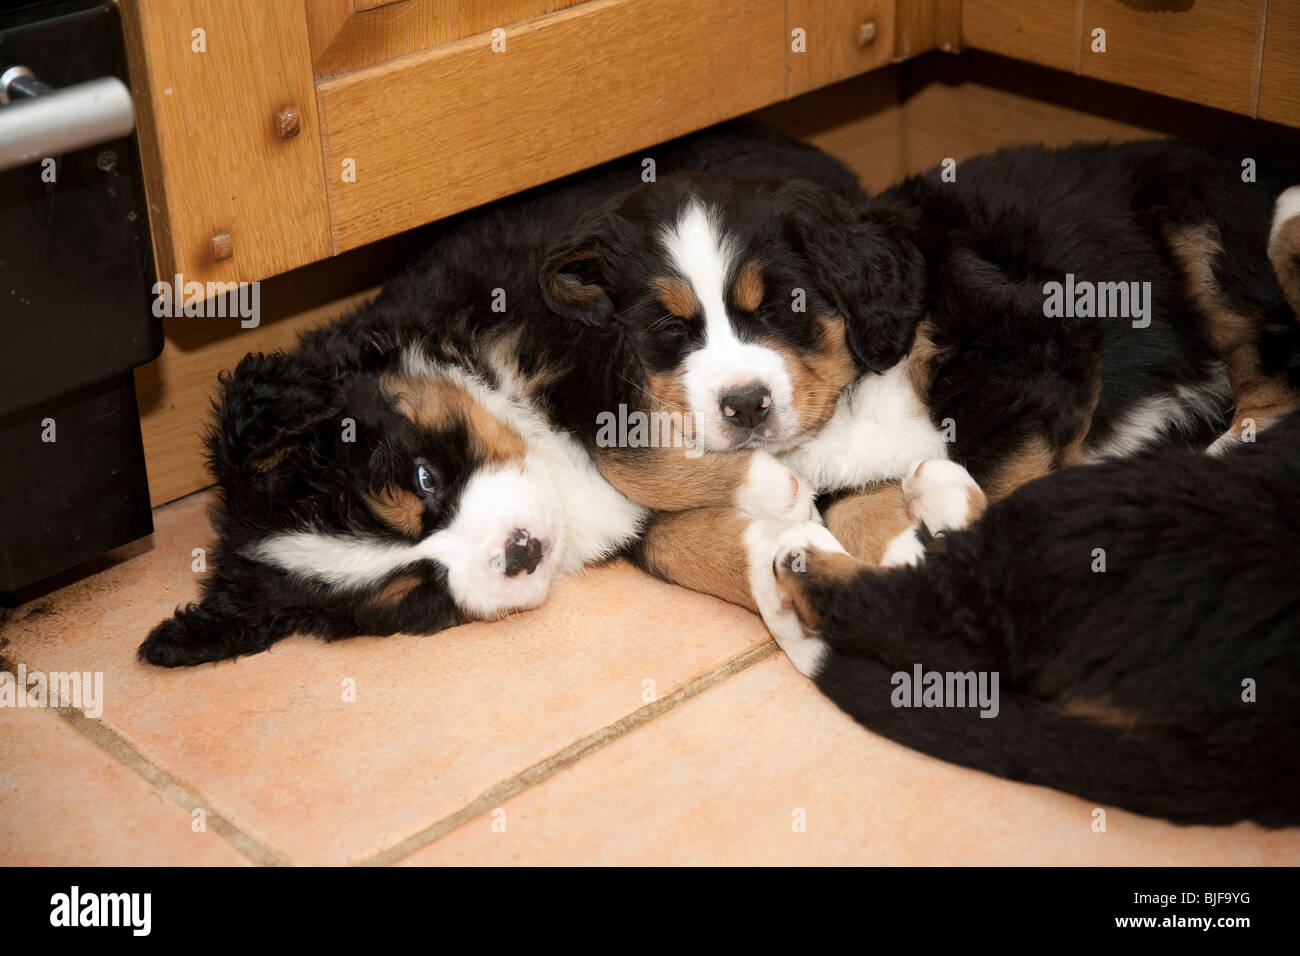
[503,528,545,577]
[719,382,773,431]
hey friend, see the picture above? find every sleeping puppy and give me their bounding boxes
[763,414,1300,827]
[139,123,855,666]
[541,140,1300,601]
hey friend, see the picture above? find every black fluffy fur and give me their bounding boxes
[140,123,863,666]
[800,412,1300,826]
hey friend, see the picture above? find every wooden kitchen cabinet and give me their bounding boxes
[963,0,1080,73]
[120,0,958,287]
[1259,0,1300,127]
[1077,0,1264,117]
[317,0,788,254]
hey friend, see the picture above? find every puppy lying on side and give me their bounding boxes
[139,125,849,666]
[541,140,1300,603]
[764,415,1300,827]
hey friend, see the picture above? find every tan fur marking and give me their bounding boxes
[640,507,755,610]
[367,486,424,538]
[546,249,602,303]
[367,573,423,607]
[382,373,526,467]
[964,483,989,524]
[1060,695,1142,730]
[1269,215,1300,315]
[249,446,288,473]
[652,275,702,319]
[596,446,756,511]
[983,434,1055,502]
[906,319,951,397]
[775,545,867,631]
[1061,375,1103,467]
[769,315,859,436]
[824,483,914,565]
[731,259,764,312]
[642,367,691,417]
[1168,223,1300,436]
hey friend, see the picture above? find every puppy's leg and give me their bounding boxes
[597,445,813,520]
[823,461,987,569]
[822,481,913,565]
[637,507,768,612]
[758,521,864,677]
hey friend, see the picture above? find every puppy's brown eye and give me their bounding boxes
[414,459,438,497]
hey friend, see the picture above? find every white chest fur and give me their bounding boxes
[778,361,947,493]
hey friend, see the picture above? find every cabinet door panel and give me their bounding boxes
[317,0,787,253]
[1078,0,1264,116]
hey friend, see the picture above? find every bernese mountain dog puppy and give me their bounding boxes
[762,413,1300,827]
[541,140,1300,599]
[139,124,855,666]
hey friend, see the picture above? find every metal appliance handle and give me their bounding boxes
[0,73,135,172]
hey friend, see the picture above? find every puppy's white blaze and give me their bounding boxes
[401,348,647,573]
[746,519,836,679]
[780,361,947,492]
[660,201,796,450]
[250,464,558,618]
[252,349,648,620]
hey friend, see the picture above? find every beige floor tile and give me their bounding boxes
[405,656,1300,866]
[2,492,769,865]
[0,706,249,866]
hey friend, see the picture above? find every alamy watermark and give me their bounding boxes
[1043,273,1151,329]
[891,662,999,718]
[595,404,703,458]
[0,663,103,718]
[152,274,260,328]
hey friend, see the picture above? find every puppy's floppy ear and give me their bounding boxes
[776,181,927,373]
[208,351,345,487]
[540,205,619,325]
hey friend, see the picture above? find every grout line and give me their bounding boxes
[0,651,287,867]
[362,639,780,867]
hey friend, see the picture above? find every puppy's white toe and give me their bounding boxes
[902,458,986,532]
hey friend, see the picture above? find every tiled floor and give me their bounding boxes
[3,491,1298,865]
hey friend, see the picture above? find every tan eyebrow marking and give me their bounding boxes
[652,275,702,319]
[731,258,764,312]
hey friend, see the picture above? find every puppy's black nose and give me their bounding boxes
[719,384,772,430]
[503,529,544,577]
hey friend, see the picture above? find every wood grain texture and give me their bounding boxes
[788,0,896,96]
[756,68,904,193]
[306,0,589,78]
[894,0,963,60]
[1259,0,1300,126]
[900,50,1157,176]
[119,0,332,285]
[1078,0,1264,116]
[899,51,1300,179]
[317,0,787,254]
[963,0,1081,72]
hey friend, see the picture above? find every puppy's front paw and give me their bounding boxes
[902,458,986,533]
[745,520,847,678]
[736,451,815,522]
